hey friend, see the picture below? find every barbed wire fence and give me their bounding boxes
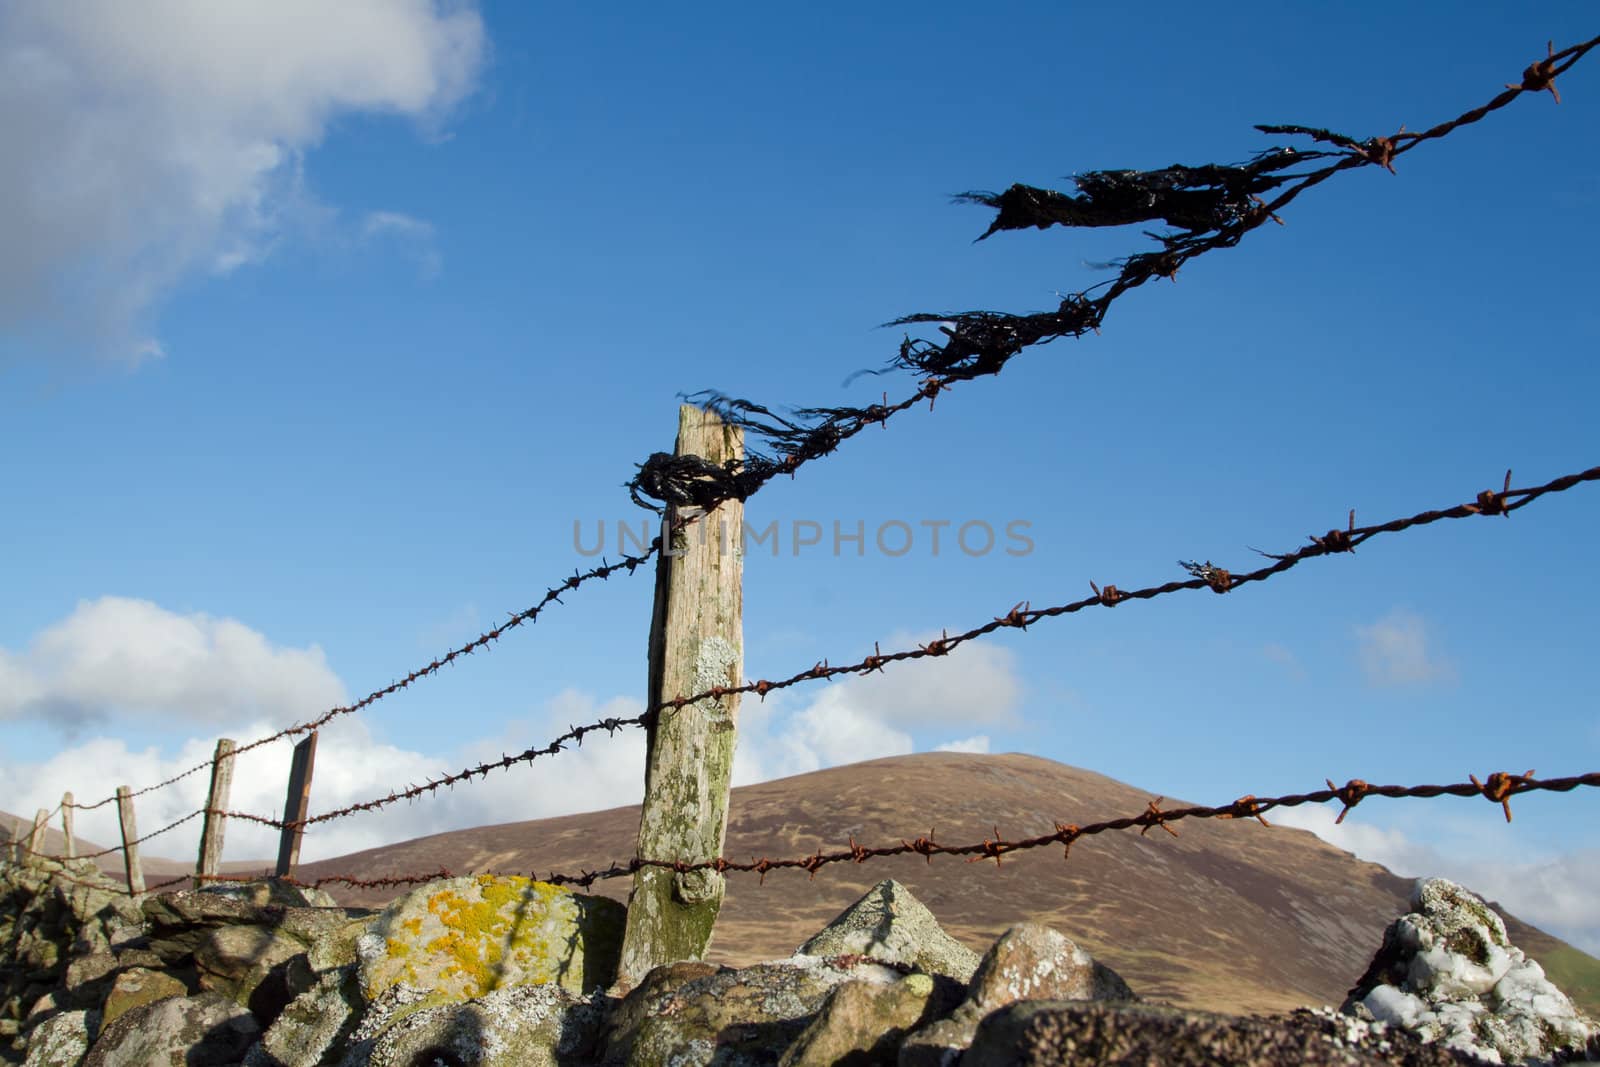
[6,36,1599,934]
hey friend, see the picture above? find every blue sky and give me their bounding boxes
[3,3,1598,954]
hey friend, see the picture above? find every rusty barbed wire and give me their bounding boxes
[536,769,1600,887]
[236,769,1600,894]
[63,543,663,814]
[212,462,1595,835]
[15,770,1598,900]
[626,33,1599,514]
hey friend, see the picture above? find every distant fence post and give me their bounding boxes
[61,793,75,859]
[619,403,744,985]
[26,808,48,865]
[195,738,237,890]
[116,787,145,896]
[5,817,19,864]
[275,732,318,879]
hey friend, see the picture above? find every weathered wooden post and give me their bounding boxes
[61,793,75,859]
[195,738,237,890]
[275,732,318,878]
[5,816,19,864]
[116,787,145,896]
[618,404,744,985]
[26,808,48,865]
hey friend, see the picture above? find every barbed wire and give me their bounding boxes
[186,461,1594,836]
[256,769,1600,893]
[648,464,1597,711]
[63,543,662,814]
[14,769,1598,902]
[626,34,1599,515]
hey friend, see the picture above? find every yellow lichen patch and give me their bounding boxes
[366,874,615,1003]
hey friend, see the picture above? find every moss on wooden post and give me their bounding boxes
[618,404,744,985]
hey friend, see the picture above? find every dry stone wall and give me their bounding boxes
[3,854,1596,1066]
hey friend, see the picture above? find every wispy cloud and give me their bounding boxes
[361,210,443,280]
[0,1,484,364]
[1354,608,1455,687]
[1262,641,1306,680]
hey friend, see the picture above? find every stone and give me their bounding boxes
[82,992,260,1067]
[244,965,363,1067]
[797,880,981,985]
[195,923,306,1022]
[101,966,188,1026]
[778,972,941,1066]
[1344,878,1600,1065]
[356,875,625,1003]
[960,1001,1479,1067]
[21,1009,99,1067]
[603,955,905,1066]
[345,984,609,1067]
[900,922,1136,1066]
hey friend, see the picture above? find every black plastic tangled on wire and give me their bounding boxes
[624,34,1600,514]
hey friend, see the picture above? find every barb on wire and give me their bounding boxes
[626,34,1599,514]
[65,543,662,814]
[261,463,1594,835]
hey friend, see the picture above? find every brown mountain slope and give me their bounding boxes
[276,751,1599,1016]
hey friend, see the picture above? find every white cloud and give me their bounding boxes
[1354,608,1455,687]
[0,1,484,364]
[1275,805,1600,957]
[0,692,649,866]
[934,735,990,754]
[0,597,344,729]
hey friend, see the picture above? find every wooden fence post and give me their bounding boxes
[61,793,75,859]
[275,732,318,878]
[26,809,48,865]
[116,787,145,896]
[195,738,237,890]
[5,817,18,864]
[619,404,744,985]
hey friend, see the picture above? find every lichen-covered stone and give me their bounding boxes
[1344,878,1599,1065]
[603,956,904,1066]
[82,991,260,1067]
[778,973,941,1066]
[346,984,608,1067]
[356,875,624,1003]
[21,1009,99,1067]
[101,966,187,1026]
[244,964,363,1067]
[796,880,981,984]
[900,922,1135,1066]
